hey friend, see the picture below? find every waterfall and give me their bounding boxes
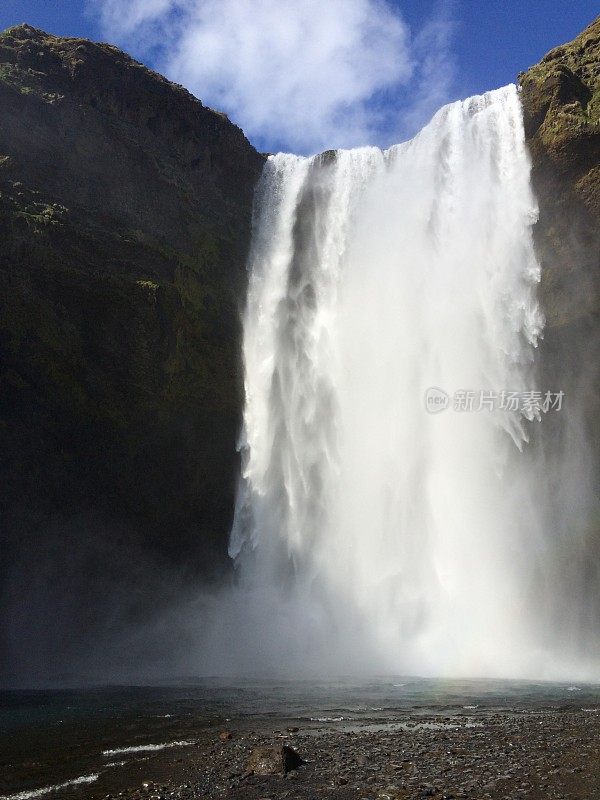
[223,85,588,678]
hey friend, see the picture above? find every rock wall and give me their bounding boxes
[520,18,600,634]
[520,16,599,476]
[519,17,600,504]
[0,24,264,681]
[520,16,599,328]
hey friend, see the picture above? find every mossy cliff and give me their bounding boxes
[0,24,264,678]
[519,16,600,458]
[520,15,600,327]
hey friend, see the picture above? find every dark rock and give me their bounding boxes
[519,14,600,547]
[519,14,600,330]
[219,731,233,741]
[0,22,264,682]
[245,745,304,776]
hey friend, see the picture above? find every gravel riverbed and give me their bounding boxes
[100,710,600,800]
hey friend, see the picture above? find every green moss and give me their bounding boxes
[587,89,600,123]
[0,64,10,80]
[520,17,600,148]
[0,61,42,96]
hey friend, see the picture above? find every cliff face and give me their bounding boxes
[520,16,600,458]
[520,15,600,327]
[0,24,264,680]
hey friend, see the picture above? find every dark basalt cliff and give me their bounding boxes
[520,16,600,459]
[520,16,599,327]
[0,24,264,680]
[0,19,598,682]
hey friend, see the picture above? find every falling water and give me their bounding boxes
[223,85,593,679]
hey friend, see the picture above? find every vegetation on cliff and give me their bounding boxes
[519,16,599,566]
[520,15,600,328]
[0,24,264,678]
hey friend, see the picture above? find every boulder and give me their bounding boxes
[245,745,304,776]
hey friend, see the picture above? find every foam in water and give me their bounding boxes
[102,740,195,756]
[218,84,593,680]
[0,774,99,800]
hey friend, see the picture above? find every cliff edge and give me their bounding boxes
[520,16,599,475]
[0,24,264,680]
[520,14,600,328]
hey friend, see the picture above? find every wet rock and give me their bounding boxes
[245,744,304,775]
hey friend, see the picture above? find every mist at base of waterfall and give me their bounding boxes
[198,84,599,682]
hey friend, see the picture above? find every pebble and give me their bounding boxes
[103,710,600,800]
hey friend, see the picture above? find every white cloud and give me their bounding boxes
[397,7,456,139]
[91,0,455,154]
[95,0,175,36]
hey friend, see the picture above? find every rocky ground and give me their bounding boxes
[93,710,600,800]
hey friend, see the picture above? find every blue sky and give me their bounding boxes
[1,1,597,153]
